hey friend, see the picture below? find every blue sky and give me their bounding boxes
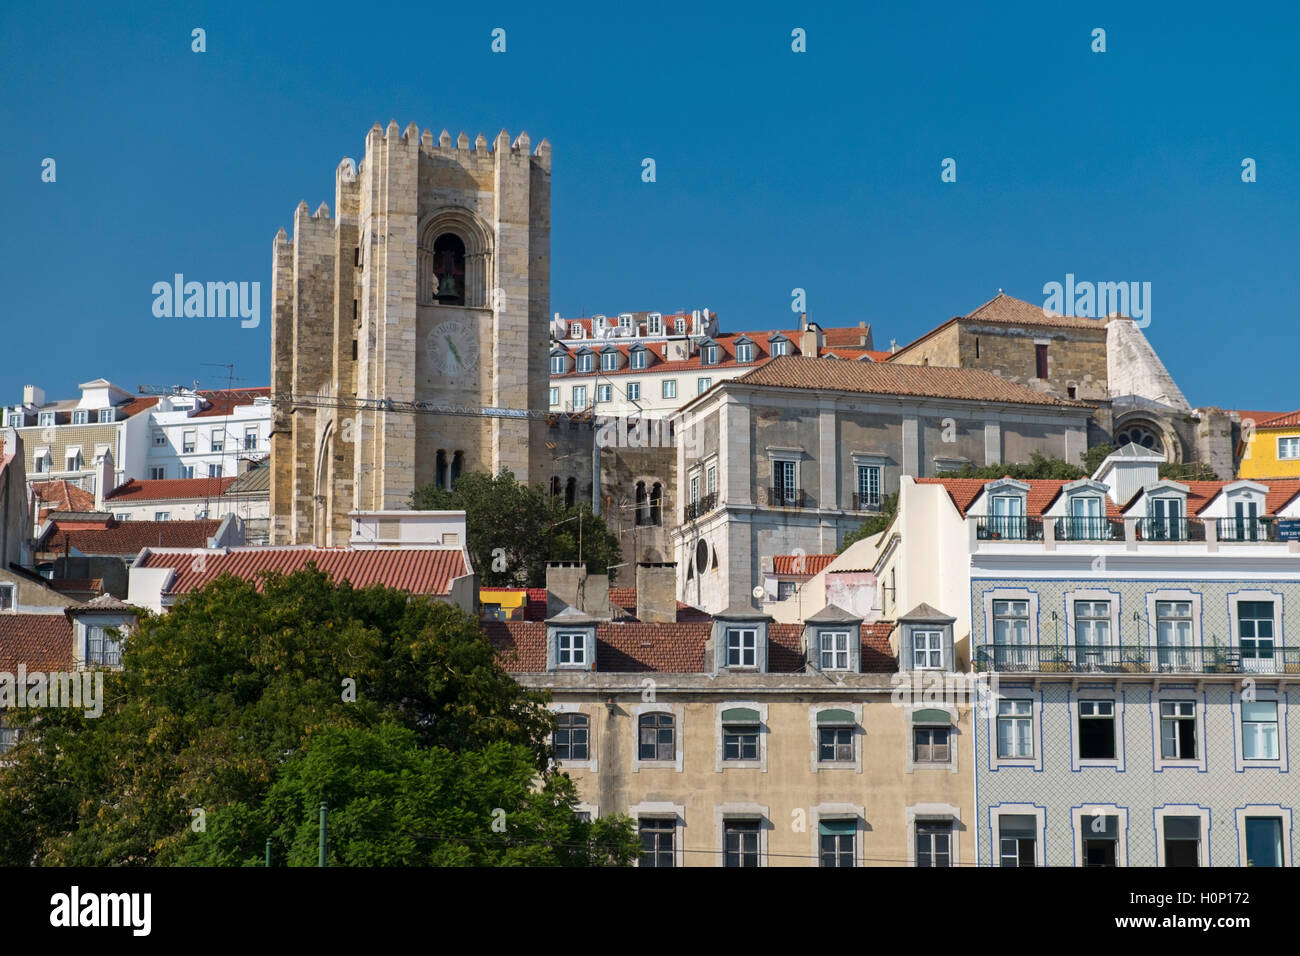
[3,1,1297,411]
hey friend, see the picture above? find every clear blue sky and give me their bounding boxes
[3,1,1297,411]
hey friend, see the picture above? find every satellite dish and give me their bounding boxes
[752,586,765,600]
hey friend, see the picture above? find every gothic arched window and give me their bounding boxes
[635,481,647,526]
[435,450,448,489]
[432,233,466,305]
[650,483,663,526]
[450,450,464,487]
[1116,422,1164,457]
[565,477,577,509]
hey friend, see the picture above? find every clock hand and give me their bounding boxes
[445,337,462,366]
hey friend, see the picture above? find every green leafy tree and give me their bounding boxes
[0,567,635,866]
[410,469,621,586]
[841,493,899,551]
[946,452,1086,481]
[1081,443,1114,476]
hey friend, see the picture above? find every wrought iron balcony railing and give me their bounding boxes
[762,487,806,508]
[684,492,718,521]
[975,516,1044,541]
[852,492,882,511]
[974,643,1300,675]
[1054,516,1124,541]
[1135,517,1205,542]
[1216,517,1277,542]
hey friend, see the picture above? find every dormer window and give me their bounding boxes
[618,314,633,331]
[674,318,686,335]
[594,315,607,334]
[600,351,619,372]
[72,409,88,425]
[1146,495,1184,540]
[771,339,789,357]
[38,411,55,428]
[550,354,567,374]
[647,313,662,335]
[819,631,850,670]
[727,628,757,668]
[736,342,754,363]
[98,407,117,423]
[557,632,588,667]
[5,414,20,428]
[631,348,649,370]
[569,322,583,338]
[913,631,944,669]
[576,352,594,373]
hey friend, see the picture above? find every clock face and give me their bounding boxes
[426,319,481,376]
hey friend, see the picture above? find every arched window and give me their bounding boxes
[450,450,464,487]
[550,476,561,499]
[1116,422,1164,457]
[650,483,663,526]
[436,450,448,489]
[638,713,675,761]
[635,481,647,526]
[432,233,466,305]
[565,477,577,509]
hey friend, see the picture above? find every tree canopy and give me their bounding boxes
[0,567,637,866]
[410,469,621,586]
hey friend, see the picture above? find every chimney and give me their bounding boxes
[636,562,677,623]
[22,385,44,408]
[545,561,610,619]
[93,448,115,511]
[799,317,822,358]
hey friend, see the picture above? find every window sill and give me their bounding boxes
[720,760,763,770]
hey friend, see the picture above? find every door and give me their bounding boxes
[1233,500,1259,541]
[1070,495,1101,539]
[1149,497,1182,540]
[991,495,1023,538]
[1156,601,1195,672]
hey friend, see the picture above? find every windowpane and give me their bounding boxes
[553,714,589,761]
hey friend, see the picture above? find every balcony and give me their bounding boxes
[761,487,806,508]
[684,492,718,521]
[1054,516,1123,541]
[974,643,1300,675]
[1216,517,1277,542]
[852,492,882,511]
[1135,518,1205,542]
[974,516,1043,541]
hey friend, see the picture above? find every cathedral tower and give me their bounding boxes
[270,123,551,545]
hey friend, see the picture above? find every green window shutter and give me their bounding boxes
[912,708,952,725]
[819,818,856,836]
[816,708,855,725]
[721,707,760,723]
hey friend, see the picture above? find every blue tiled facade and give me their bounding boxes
[971,577,1299,866]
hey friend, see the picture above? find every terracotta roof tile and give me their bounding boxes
[44,519,221,556]
[136,546,469,597]
[965,292,1109,330]
[30,480,96,513]
[192,387,270,418]
[916,478,1122,518]
[1256,409,1300,429]
[0,613,74,671]
[727,357,1092,408]
[861,620,896,672]
[773,554,836,576]
[106,477,238,502]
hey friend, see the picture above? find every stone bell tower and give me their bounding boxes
[269,122,551,545]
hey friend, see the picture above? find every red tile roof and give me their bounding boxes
[118,396,160,419]
[135,546,470,597]
[487,618,896,674]
[43,519,222,556]
[0,613,74,671]
[30,480,96,513]
[916,478,1123,517]
[193,388,270,418]
[773,554,837,576]
[888,293,1107,363]
[105,477,238,502]
[725,357,1093,409]
[1255,409,1300,429]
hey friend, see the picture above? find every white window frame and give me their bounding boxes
[726,627,757,669]
[631,349,648,370]
[1278,436,1300,460]
[808,703,862,773]
[1151,690,1207,772]
[1228,590,1282,674]
[988,686,1042,771]
[149,467,165,481]
[600,351,618,372]
[983,588,1039,667]
[1064,588,1120,668]
[571,385,587,410]
[697,377,712,395]
[1071,804,1129,867]
[569,322,582,338]
[71,409,88,425]
[674,318,686,335]
[38,411,55,427]
[1235,806,1293,867]
[1233,691,1287,771]
[1144,590,1202,671]
[576,353,594,373]
[154,511,170,521]
[556,631,588,668]
[596,384,612,404]
[715,702,767,772]
[626,382,640,401]
[1069,689,1125,771]
[550,355,566,374]
[855,463,881,509]
[662,379,676,400]
[912,629,944,670]
[735,343,753,363]
[1153,805,1211,868]
[989,803,1046,868]
[182,430,196,454]
[97,407,116,423]
[818,631,851,671]
[548,387,558,406]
